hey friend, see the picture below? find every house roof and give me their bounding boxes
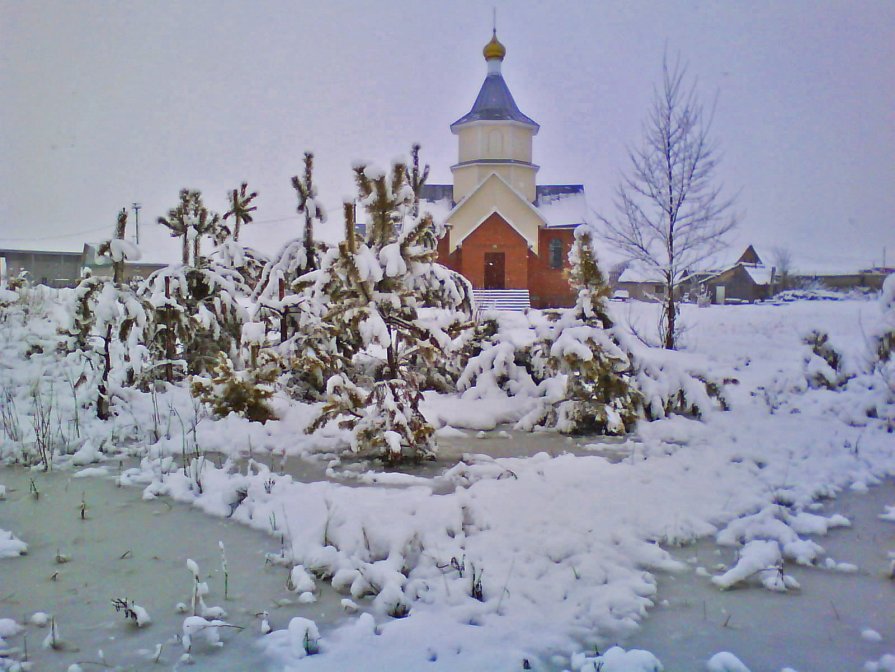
[535,185,588,229]
[450,72,539,130]
[617,261,666,284]
[743,265,773,285]
[700,262,774,287]
[737,244,762,265]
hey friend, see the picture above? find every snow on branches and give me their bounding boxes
[305,146,471,463]
[142,189,250,380]
[61,209,149,419]
[463,226,724,434]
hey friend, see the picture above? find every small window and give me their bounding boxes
[654,284,665,294]
[549,238,563,269]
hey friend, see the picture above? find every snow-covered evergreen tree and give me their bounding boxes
[216,182,268,291]
[254,153,327,345]
[142,190,249,378]
[62,208,149,419]
[516,227,641,434]
[308,155,455,463]
[293,152,325,273]
[191,351,279,423]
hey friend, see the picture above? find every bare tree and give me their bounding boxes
[771,246,794,291]
[600,54,737,349]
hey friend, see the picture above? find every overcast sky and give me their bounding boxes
[1,0,893,272]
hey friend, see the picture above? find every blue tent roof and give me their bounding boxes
[451,73,539,130]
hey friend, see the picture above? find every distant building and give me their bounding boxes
[615,245,777,305]
[0,247,84,287]
[695,245,775,304]
[0,244,164,288]
[793,268,892,292]
[421,32,589,310]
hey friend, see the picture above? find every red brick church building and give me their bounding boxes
[421,32,589,309]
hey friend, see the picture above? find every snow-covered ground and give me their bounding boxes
[2,291,895,671]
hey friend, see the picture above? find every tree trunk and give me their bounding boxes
[664,294,676,350]
[386,328,400,381]
[279,277,288,343]
[304,214,316,271]
[165,276,174,383]
[97,325,113,420]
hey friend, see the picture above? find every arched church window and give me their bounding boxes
[549,238,563,269]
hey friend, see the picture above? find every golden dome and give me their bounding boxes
[483,31,506,61]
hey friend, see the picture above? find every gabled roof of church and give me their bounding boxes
[420,182,588,230]
[450,73,539,130]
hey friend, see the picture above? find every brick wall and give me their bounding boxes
[435,215,578,308]
[439,213,529,289]
[529,228,576,308]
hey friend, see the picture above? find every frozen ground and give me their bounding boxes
[626,481,895,670]
[2,295,895,671]
[0,466,351,671]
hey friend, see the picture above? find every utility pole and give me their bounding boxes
[131,202,142,245]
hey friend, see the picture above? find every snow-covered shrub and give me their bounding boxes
[802,329,847,389]
[632,346,728,420]
[310,375,435,463]
[873,275,895,383]
[191,351,279,423]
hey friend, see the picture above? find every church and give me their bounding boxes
[421,31,589,310]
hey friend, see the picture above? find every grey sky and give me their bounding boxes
[1,0,893,272]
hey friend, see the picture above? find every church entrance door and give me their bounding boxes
[484,252,505,289]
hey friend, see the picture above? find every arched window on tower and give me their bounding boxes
[549,238,563,269]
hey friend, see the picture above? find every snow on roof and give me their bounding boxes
[617,262,664,284]
[535,185,588,229]
[420,183,590,231]
[702,245,769,273]
[420,196,453,226]
[743,265,773,285]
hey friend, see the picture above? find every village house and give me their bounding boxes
[615,245,777,305]
[694,245,776,304]
[420,31,589,310]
